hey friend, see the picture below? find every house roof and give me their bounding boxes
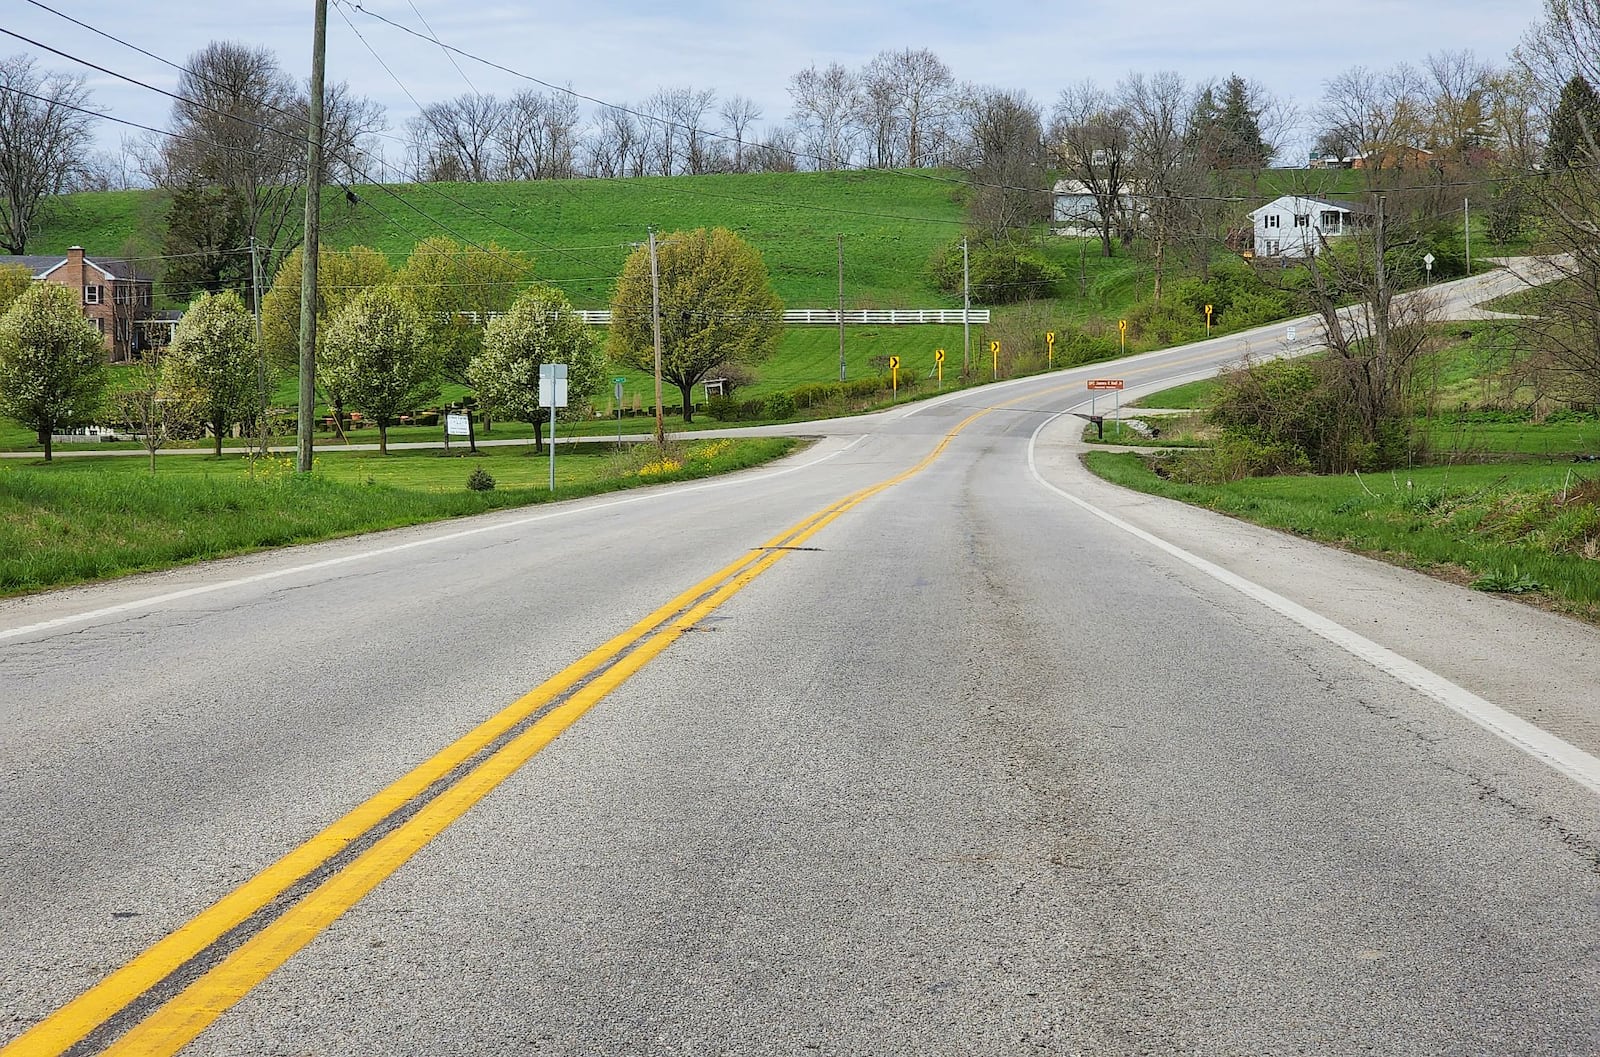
[1248,195,1372,218]
[0,253,152,281]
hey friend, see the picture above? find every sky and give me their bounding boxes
[3,0,1551,170]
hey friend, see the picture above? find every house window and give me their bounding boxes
[139,286,151,308]
[93,317,104,334]
[1320,211,1344,231]
[1264,215,1281,228]
[1266,240,1280,256]
[1293,214,1310,227]
[84,284,103,305]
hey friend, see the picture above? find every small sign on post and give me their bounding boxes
[989,339,1001,377]
[934,348,945,388]
[445,409,476,453]
[1204,303,1214,336]
[540,363,569,491]
[1088,379,1126,437]
[1118,318,1128,355]
[613,375,625,445]
[1046,330,1056,369]
[889,355,901,399]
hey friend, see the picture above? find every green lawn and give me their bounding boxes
[1086,452,1600,622]
[1133,378,1219,409]
[0,436,797,596]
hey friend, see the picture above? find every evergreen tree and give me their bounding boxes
[1544,75,1600,169]
[161,181,252,300]
[1216,75,1272,170]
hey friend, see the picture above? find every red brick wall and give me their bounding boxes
[41,247,149,362]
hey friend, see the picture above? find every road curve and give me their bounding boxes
[2,267,1597,1056]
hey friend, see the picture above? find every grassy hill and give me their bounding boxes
[19,168,1366,418]
[32,170,986,310]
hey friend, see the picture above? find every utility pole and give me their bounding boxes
[1373,195,1390,392]
[648,226,665,448]
[962,236,971,373]
[837,234,846,382]
[250,235,266,458]
[1463,197,1471,275]
[295,0,328,474]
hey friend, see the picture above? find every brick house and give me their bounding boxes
[0,246,154,362]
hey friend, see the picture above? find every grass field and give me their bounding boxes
[1086,452,1600,622]
[0,436,796,596]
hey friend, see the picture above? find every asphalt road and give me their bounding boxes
[3,268,1598,1056]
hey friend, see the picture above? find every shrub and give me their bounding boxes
[706,396,766,422]
[928,237,1063,304]
[762,392,797,420]
[466,466,496,491]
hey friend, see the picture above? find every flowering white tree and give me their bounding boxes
[469,283,603,453]
[164,290,258,457]
[321,287,436,454]
[0,282,107,461]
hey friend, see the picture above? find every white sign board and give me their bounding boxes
[539,363,569,409]
[1286,325,1297,343]
[446,413,471,436]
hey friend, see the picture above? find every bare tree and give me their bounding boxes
[1515,142,1600,406]
[671,87,719,175]
[407,93,505,182]
[1424,50,1494,163]
[720,95,762,173]
[1302,197,1443,462]
[789,62,861,170]
[1317,63,1429,185]
[0,53,94,254]
[1516,0,1600,95]
[500,88,580,180]
[860,48,956,168]
[1121,72,1205,304]
[1048,80,1132,257]
[155,42,380,277]
[318,80,388,185]
[583,104,639,178]
[639,89,678,176]
[160,42,299,264]
[958,88,1048,240]
[748,126,799,173]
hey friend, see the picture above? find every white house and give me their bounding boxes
[1052,179,1136,237]
[1247,195,1369,259]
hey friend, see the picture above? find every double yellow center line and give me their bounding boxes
[7,405,1002,1057]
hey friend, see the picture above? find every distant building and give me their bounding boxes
[1247,196,1371,259]
[1051,179,1136,237]
[0,246,154,362]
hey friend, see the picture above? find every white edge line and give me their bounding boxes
[0,436,868,644]
[1025,410,1600,800]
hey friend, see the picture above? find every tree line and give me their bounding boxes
[0,11,1588,266]
[0,226,783,460]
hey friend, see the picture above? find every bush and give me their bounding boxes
[762,392,797,420]
[706,396,765,422]
[928,237,1063,304]
[466,466,496,491]
[1161,437,1312,483]
[791,377,887,408]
